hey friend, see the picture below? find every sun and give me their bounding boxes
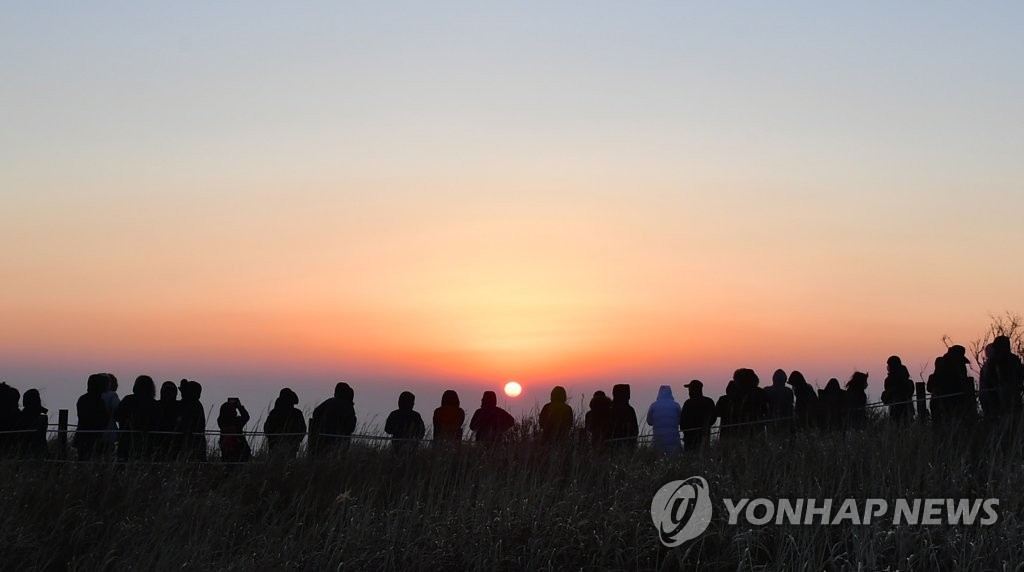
[504,381,522,398]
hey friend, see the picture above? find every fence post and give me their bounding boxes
[915,382,929,422]
[57,409,68,459]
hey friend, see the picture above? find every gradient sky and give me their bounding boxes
[2,3,1023,426]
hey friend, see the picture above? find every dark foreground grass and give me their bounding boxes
[2,420,1023,571]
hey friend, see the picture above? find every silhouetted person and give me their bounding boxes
[882,356,915,422]
[584,391,613,448]
[539,386,574,444]
[310,382,357,457]
[154,381,180,460]
[432,390,465,442]
[217,399,251,462]
[764,369,795,433]
[715,380,739,439]
[469,391,515,444]
[385,391,426,453]
[100,373,120,451]
[679,380,717,452]
[818,378,846,430]
[176,379,207,461]
[264,388,306,459]
[608,384,639,449]
[845,372,869,429]
[787,371,819,429]
[980,335,1023,420]
[74,374,109,461]
[647,385,681,454]
[733,368,768,434]
[0,382,20,456]
[19,388,48,458]
[928,345,975,427]
[115,375,157,459]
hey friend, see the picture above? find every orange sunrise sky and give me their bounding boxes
[2,3,1022,421]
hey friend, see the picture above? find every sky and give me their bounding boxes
[2,3,1023,428]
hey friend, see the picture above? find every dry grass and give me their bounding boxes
[1,417,1023,571]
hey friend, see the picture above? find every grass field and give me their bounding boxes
[1,414,1022,571]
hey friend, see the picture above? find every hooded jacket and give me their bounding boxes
[539,386,574,443]
[609,384,639,448]
[432,390,465,441]
[646,385,681,454]
[469,391,515,442]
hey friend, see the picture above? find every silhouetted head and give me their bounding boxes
[550,386,567,404]
[398,391,415,411]
[279,388,299,407]
[947,345,969,364]
[334,382,354,403]
[824,378,841,392]
[657,385,674,401]
[846,371,869,391]
[734,368,760,390]
[787,370,807,388]
[87,373,108,395]
[985,343,995,360]
[133,375,156,400]
[160,381,178,401]
[218,401,239,424]
[772,370,787,388]
[612,384,631,403]
[441,389,460,408]
[481,391,498,408]
[22,388,45,414]
[590,391,610,411]
[887,356,903,370]
[104,374,118,392]
[994,335,1012,353]
[725,379,736,396]
[180,380,201,402]
[684,380,704,398]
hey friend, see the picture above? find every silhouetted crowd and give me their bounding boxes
[0,338,1021,461]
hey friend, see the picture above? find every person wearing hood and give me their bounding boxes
[385,391,426,453]
[154,381,180,460]
[608,384,639,449]
[310,382,358,457]
[928,345,974,427]
[585,391,613,448]
[18,389,48,458]
[787,371,819,429]
[432,390,465,443]
[217,398,251,462]
[264,388,306,459]
[115,375,157,460]
[679,380,717,452]
[175,379,207,461]
[763,369,795,432]
[733,369,768,433]
[539,386,574,443]
[647,385,681,454]
[469,391,515,443]
[980,335,1023,420]
[845,372,869,429]
[818,378,846,430]
[882,356,915,423]
[74,374,109,461]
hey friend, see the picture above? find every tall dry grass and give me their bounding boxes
[1,415,1022,571]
